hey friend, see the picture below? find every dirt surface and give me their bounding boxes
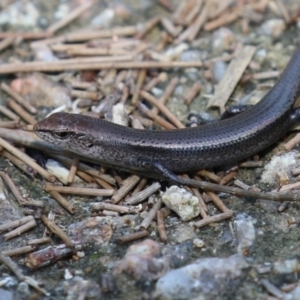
[1,1,300,299]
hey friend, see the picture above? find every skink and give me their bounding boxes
[33,47,300,184]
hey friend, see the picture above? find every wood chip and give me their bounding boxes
[207,45,256,112]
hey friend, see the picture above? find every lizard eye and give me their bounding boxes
[52,131,70,139]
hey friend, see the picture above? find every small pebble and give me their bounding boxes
[193,238,205,248]
[64,269,73,280]
[261,19,286,37]
[161,186,200,221]
[212,28,235,53]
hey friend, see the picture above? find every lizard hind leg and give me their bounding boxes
[129,158,184,185]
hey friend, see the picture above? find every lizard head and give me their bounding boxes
[33,112,97,149]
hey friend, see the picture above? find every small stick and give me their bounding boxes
[0,120,20,129]
[140,198,162,230]
[275,0,290,23]
[1,83,37,114]
[48,190,76,214]
[125,182,161,205]
[152,77,179,115]
[132,178,148,194]
[50,158,90,186]
[135,16,161,39]
[144,72,167,91]
[90,202,141,214]
[156,0,175,12]
[67,158,78,185]
[208,0,233,19]
[111,175,141,204]
[250,0,270,12]
[44,185,114,197]
[25,124,34,131]
[173,1,199,25]
[2,150,37,177]
[121,85,129,104]
[206,191,230,213]
[70,183,99,188]
[220,171,237,185]
[184,0,204,25]
[197,170,221,183]
[54,54,134,64]
[239,161,264,168]
[191,185,208,218]
[281,282,299,293]
[85,38,146,48]
[116,230,149,244]
[132,69,147,105]
[0,171,30,205]
[184,82,201,104]
[138,103,176,129]
[0,105,20,121]
[160,18,182,37]
[67,47,128,56]
[70,90,101,100]
[131,112,153,128]
[110,169,123,186]
[0,253,49,295]
[47,1,93,33]
[0,32,52,39]
[179,176,299,202]
[52,154,115,185]
[1,246,36,257]
[234,179,260,192]
[279,181,300,192]
[0,60,204,74]
[41,215,73,248]
[0,36,15,53]
[103,210,119,216]
[4,219,37,241]
[289,2,300,24]
[157,210,167,242]
[24,243,81,269]
[26,237,52,245]
[71,168,95,184]
[66,78,96,90]
[68,27,137,40]
[283,132,300,151]
[7,99,37,125]
[194,211,234,228]
[155,33,175,52]
[207,46,256,111]
[253,70,280,80]
[172,1,189,22]
[241,17,249,35]
[140,90,185,128]
[204,8,240,31]
[0,138,55,182]
[277,201,289,212]
[188,0,211,41]
[0,216,34,233]
[148,194,158,207]
[32,26,138,46]
[93,177,114,190]
[174,0,209,43]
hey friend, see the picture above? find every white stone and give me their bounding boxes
[161,186,200,221]
[261,19,286,37]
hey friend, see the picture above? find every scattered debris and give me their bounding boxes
[0,0,300,299]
